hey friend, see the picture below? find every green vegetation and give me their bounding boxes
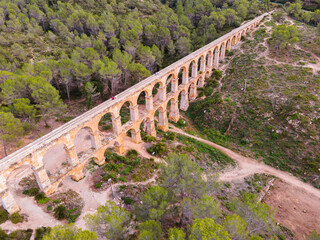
[187,11,320,188]
[9,212,22,224]
[0,0,265,154]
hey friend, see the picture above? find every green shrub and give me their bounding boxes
[204,87,214,96]
[165,132,176,140]
[8,229,33,239]
[68,213,80,223]
[129,157,141,166]
[10,212,22,224]
[121,196,134,205]
[53,199,61,204]
[102,125,112,131]
[126,149,138,159]
[198,91,204,97]
[147,142,167,156]
[34,192,46,201]
[35,227,51,240]
[37,197,50,204]
[47,205,52,211]
[102,172,117,182]
[119,176,127,182]
[177,119,187,127]
[95,182,103,188]
[23,188,39,196]
[0,208,8,224]
[211,68,222,80]
[142,135,156,142]
[54,205,68,220]
[104,162,119,172]
[122,166,133,175]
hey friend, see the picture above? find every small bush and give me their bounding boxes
[23,188,39,196]
[165,132,176,140]
[0,208,8,224]
[35,227,51,240]
[47,205,52,211]
[34,192,46,201]
[53,199,61,204]
[147,142,167,156]
[121,197,134,205]
[211,68,222,80]
[142,135,156,142]
[204,87,214,96]
[37,197,50,204]
[68,213,80,223]
[54,205,68,220]
[177,119,187,127]
[95,182,103,188]
[126,149,138,159]
[10,212,22,224]
[8,229,33,239]
[119,176,127,182]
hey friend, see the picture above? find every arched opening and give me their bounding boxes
[137,90,148,118]
[205,54,209,68]
[166,74,174,93]
[119,101,133,125]
[154,106,167,131]
[232,36,237,46]
[74,127,96,159]
[43,144,73,182]
[188,60,197,79]
[178,68,183,86]
[197,57,201,72]
[99,112,114,139]
[152,81,162,104]
[6,165,43,213]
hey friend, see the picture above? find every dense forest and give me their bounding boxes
[0,0,266,155]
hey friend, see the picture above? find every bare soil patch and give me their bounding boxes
[264,179,320,240]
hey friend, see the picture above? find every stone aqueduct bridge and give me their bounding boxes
[0,13,267,213]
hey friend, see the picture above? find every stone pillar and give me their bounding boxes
[92,131,101,149]
[207,54,213,68]
[182,70,188,85]
[180,91,189,111]
[71,165,85,182]
[192,63,197,78]
[214,49,219,69]
[200,58,205,73]
[0,190,20,214]
[157,108,168,132]
[35,166,53,195]
[171,78,178,93]
[145,118,156,137]
[189,84,197,100]
[146,95,153,112]
[115,137,125,155]
[169,99,179,123]
[112,115,122,135]
[198,78,205,88]
[227,40,232,51]
[220,44,226,62]
[131,128,141,143]
[158,86,166,102]
[65,145,79,166]
[130,105,139,122]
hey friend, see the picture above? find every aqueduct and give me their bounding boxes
[0,13,267,214]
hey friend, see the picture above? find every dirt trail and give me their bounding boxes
[169,125,320,199]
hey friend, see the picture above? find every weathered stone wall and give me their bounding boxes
[0,13,267,213]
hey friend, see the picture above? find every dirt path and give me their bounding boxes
[169,125,320,199]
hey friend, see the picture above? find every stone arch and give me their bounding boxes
[136,90,149,119]
[98,111,115,143]
[188,60,197,78]
[232,35,237,45]
[197,55,205,73]
[213,46,220,68]
[74,126,96,159]
[166,73,175,93]
[177,65,188,85]
[42,143,73,182]
[188,81,197,101]
[119,100,134,125]
[197,76,204,87]
[152,80,165,107]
